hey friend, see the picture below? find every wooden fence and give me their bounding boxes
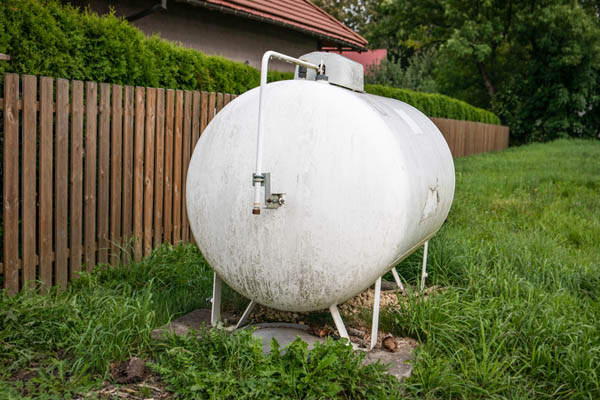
[431,117,509,157]
[0,73,509,294]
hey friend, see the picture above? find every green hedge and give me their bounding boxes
[365,84,501,125]
[0,0,291,94]
[0,1,500,124]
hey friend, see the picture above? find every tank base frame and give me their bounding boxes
[209,241,429,351]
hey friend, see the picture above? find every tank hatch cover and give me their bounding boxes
[294,52,364,92]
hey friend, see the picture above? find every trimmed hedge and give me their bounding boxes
[0,0,500,124]
[365,84,501,125]
[0,0,291,94]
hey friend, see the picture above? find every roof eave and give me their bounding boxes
[180,0,368,51]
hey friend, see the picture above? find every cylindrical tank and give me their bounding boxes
[187,79,454,312]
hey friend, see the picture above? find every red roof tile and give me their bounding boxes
[181,0,368,50]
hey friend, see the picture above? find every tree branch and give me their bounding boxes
[477,61,497,99]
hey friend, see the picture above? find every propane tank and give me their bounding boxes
[186,52,454,312]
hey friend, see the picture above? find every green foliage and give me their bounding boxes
[369,0,600,143]
[2,140,600,398]
[0,242,399,398]
[365,48,438,93]
[391,139,600,398]
[311,0,379,35]
[366,84,501,124]
[0,243,212,396]
[150,331,400,399]
[0,0,293,93]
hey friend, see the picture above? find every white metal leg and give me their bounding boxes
[235,300,256,329]
[329,304,349,340]
[211,272,222,327]
[370,277,382,350]
[391,267,404,291]
[420,241,429,291]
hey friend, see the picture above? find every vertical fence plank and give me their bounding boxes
[143,88,156,256]
[216,92,224,115]
[122,86,134,244]
[200,92,209,134]
[3,73,19,294]
[172,90,183,243]
[223,93,231,106]
[97,84,110,264]
[39,77,54,289]
[110,85,123,264]
[208,92,216,124]
[189,91,201,244]
[192,91,201,148]
[22,75,37,287]
[70,80,84,278]
[154,89,165,247]
[55,79,69,289]
[163,90,175,244]
[133,87,145,261]
[181,91,192,243]
[84,82,98,271]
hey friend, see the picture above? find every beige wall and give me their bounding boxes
[68,0,319,71]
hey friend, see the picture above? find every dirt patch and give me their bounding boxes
[80,369,171,399]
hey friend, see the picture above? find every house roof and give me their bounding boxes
[334,49,387,68]
[179,0,368,51]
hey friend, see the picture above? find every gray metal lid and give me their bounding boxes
[294,52,364,92]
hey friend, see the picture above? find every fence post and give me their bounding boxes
[3,73,20,294]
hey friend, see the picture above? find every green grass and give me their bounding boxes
[0,243,214,397]
[1,138,599,398]
[390,139,600,398]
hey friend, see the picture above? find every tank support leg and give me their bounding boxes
[211,272,222,327]
[391,267,404,291]
[370,277,382,350]
[420,241,429,291]
[329,304,349,340]
[235,300,256,329]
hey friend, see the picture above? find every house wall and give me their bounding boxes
[67,0,319,72]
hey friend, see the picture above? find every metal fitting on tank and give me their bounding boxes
[316,62,328,81]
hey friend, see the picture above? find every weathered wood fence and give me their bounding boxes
[432,117,509,157]
[0,73,509,294]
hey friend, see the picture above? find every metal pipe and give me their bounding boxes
[420,241,429,290]
[370,277,382,350]
[253,51,320,214]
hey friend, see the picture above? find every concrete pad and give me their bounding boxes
[363,347,413,381]
[151,308,238,339]
[245,323,327,353]
[152,309,414,381]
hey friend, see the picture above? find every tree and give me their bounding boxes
[369,0,600,142]
[312,0,379,35]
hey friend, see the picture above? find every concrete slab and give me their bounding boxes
[245,323,327,353]
[363,347,413,381]
[151,308,238,339]
[151,309,414,381]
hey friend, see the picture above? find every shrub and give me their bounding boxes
[365,84,501,124]
[0,0,499,124]
[0,0,292,94]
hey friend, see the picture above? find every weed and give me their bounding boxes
[1,139,598,398]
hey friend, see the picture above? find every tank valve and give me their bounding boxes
[252,172,285,214]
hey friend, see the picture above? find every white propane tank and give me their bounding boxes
[187,52,454,313]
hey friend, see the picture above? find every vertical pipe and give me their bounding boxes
[421,241,429,291]
[253,51,319,214]
[211,272,222,327]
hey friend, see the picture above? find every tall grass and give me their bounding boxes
[1,139,598,398]
[0,244,213,396]
[392,139,600,398]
